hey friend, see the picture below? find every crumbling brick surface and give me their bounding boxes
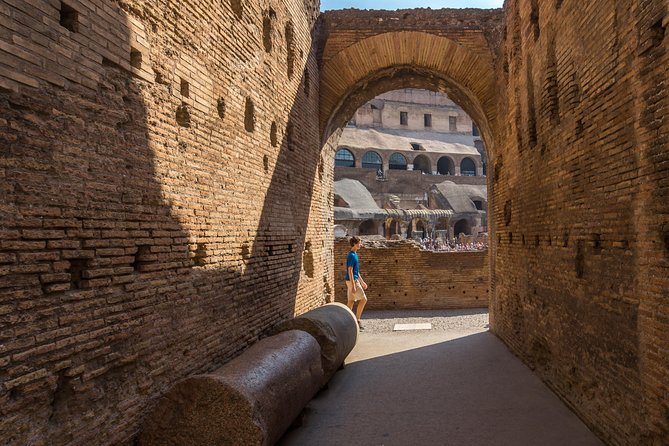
[0,0,328,444]
[491,1,669,444]
[334,239,488,309]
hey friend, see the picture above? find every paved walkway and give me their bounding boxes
[280,310,604,446]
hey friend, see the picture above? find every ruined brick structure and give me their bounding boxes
[492,1,669,444]
[1,1,668,445]
[334,239,488,309]
[0,0,327,444]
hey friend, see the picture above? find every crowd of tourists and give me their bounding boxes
[418,237,488,252]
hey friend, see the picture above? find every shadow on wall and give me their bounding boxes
[0,1,322,444]
[279,331,604,446]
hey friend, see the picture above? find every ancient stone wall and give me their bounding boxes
[334,239,488,309]
[0,0,327,444]
[491,0,669,444]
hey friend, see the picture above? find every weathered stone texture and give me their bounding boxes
[491,1,669,444]
[334,239,489,310]
[0,0,328,444]
[139,330,324,446]
[273,302,358,382]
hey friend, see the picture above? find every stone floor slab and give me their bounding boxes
[393,322,432,331]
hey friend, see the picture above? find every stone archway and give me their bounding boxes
[319,31,499,156]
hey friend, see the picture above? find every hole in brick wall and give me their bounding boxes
[509,232,513,245]
[241,243,250,259]
[576,119,584,137]
[522,234,526,245]
[497,234,502,245]
[303,243,314,278]
[288,244,293,253]
[285,21,295,79]
[530,0,540,40]
[303,68,310,97]
[132,245,151,272]
[180,78,189,98]
[493,156,503,183]
[323,276,332,301]
[663,227,669,256]
[567,72,582,110]
[555,0,564,9]
[217,98,226,119]
[48,369,74,425]
[649,18,667,48]
[270,121,278,147]
[193,243,207,266]
[548,235,552,246]
[263,155,269,172]
[68,259,87,289]
[504,200,512,226]
[267,245,274,256]
[562,231,570,247]
[544,37,560,124]
[230,0,243,19]
[592,233,602,254]
[575,240,585,278]
[244,97,255,132]
[286,121,294,151]
[59,2,78,33]
[263,10,274,53]
[526,58,538,149]
[535,235,540,247]
[176,104,191,127]
[130,48,142,69]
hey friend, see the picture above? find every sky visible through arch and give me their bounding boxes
[321,0,504,11]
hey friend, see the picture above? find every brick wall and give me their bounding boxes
[0,0,328,444]
[334,239,488,309]
[491,1,669,444]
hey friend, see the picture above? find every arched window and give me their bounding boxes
[362,151,382,171]
[413,155,431,174]
[460,157,476,176]
[437,156,455,175]
[389,153,407,170]
[385,219,402,238]
[335,148,355,167]
[358,219,377,235]
[454,219,471,236]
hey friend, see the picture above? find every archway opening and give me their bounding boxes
[437,156,455,175]
[389,152,408,170]
[362,151,383,172]
[413,155,431,174]
[460,157,476,176]
[454,219,471,236]
[358,219,378,236]
[335,148,355,167]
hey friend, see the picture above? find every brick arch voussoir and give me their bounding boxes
[320,31,497,149]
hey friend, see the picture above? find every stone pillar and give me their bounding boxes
[407,164,414,171]
[455,165,461,176]
[476,166,483,176]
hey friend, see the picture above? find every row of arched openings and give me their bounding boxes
[335,148,477,175]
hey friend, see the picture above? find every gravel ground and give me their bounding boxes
[357,308,489,333]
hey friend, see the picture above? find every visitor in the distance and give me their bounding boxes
[345,236,368,328]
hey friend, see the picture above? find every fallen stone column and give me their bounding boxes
[274,302,358,383]
[139,330,324,446]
